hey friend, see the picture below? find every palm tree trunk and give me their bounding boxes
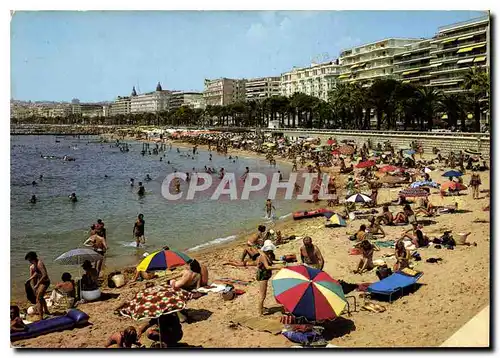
[474,101,481,132]
[375,109,382,130]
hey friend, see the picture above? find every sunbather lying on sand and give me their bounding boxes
[170,259,208,291]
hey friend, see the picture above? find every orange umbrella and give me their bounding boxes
[441,182,467,192]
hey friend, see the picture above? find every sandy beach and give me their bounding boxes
[12,135,490,348]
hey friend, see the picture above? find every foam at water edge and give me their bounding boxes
[279,213,292,220]
[187,235,237,252]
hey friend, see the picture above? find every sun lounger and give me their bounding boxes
[11,309,89,342]
[367,271,423,303]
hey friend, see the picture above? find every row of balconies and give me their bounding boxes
[432,25,488,43]
[430,40,486,55]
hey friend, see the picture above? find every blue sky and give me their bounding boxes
[11,10,487,102]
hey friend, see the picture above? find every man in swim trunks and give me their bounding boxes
[237,225,266,265]
[299,237,324,270]
[133,214,145,247]
[264,199,275,219]
[25,251,51,321]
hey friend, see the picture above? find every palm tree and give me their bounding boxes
[415,87,443,131]
[462,66,490,132]
[439,93,466,131]
[368,79,400,130]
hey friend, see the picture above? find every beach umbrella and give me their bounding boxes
[272,265,347,321]
[410,181,439,189]
[441,182,467,192]
[326,139,335,146]
[399,188,430,198]
[338,145,355,156]
[137,249,192,272]
[324,213,347,227]
[331,149,340,155]
[55,248,103,266]
[442,170,463,178]
[378,165,402,173]
[404,149,416,155]
[119,285,192,321]
[355,160,376,169]
[346,193,372,203]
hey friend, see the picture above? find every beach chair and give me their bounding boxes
[367,271,423,303]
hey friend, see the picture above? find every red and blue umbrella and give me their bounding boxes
[137,249,192,272]
[272,265,347,321]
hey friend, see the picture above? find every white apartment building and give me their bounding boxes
[428,16,489,94]
[110,96,131,116]
[338,38,422,86]
[130,82,172,113]
[393,39,435,87]
[203,78,247,106]
[169,92,205,110]
[245,76,281,101]
[280,61,339,101]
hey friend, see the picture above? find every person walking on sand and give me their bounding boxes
[133,214,146,247]
[299,237,324,270]
[469,170,481,199]
[25,251,51,321]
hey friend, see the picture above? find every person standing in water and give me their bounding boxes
[30,195,37,204]
[265,199,276,219]
[69,193,78,202]
[130,178,135,187]
[133,214,146,247]
[138,182,145,196]
[241,167,250,181]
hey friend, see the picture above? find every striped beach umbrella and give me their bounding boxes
[55,248,103,266]
[338,145,355,155]
[272,265,347,321]
[137,249,192,272]
[346,193,372,203]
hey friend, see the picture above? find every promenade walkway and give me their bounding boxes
[440,305,490,347]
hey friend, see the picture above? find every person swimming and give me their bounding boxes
[39,175,43,181]
[32,181,37,186]
[145,175,152,182]
[160,157,163,161]
[30,195,37,204]
[130,178,135,186]
[138,182,145,196]
[69,193,78,202]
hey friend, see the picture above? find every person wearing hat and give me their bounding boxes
[256,240,281,316]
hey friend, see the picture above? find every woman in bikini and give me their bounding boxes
[394,240,410,271]
[25,251,51,321]
[394,204,414,225]
[170,259,203,291]
[224,225,266,267]
[353,240,379,274]
[377,205,394,226]
[256,240,281,316]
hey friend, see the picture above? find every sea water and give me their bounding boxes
[10,135,303,297]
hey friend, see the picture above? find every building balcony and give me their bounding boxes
[430,28,487,44]
[393,55,433,66]
[430,62,487,75]
[396,45,433,57]
[430,41,487,55]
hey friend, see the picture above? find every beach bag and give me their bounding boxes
[107,271,122,288]
[376,266,392,280]
[221,284,235,301]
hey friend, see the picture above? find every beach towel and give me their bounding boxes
[368,271,423,302]
[374,240,396,248]
[230,314,283,335]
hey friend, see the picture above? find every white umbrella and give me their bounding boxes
[346,193,372,203]
[55,248,103,266]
